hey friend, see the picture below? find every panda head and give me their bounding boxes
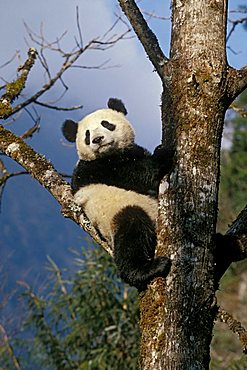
[62,98,135,160]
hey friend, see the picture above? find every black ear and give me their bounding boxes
[62,120,78,142]
[107,98,127,115]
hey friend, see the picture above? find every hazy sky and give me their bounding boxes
[1,0,246,149]
[1,0,168,148]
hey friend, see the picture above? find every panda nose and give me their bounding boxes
[92,136,104,144]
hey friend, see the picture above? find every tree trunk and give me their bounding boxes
[139,1,232,369]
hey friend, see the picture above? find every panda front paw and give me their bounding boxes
[153,145,175,161]
[74,189,87,206]
[153,146,174,175]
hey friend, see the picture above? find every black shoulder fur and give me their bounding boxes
[71,144,172,197]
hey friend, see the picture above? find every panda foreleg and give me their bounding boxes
[113,205,171,291]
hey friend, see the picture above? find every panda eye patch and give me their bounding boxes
[101,120,116,131]
[85,130,90,145]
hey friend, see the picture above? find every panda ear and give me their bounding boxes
[107,98,127,115]
[62,120,78,142]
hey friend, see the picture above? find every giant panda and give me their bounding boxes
[62,98,172,291]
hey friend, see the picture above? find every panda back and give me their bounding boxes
[74,184,158,246]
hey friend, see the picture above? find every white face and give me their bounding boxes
[76,108,135,160]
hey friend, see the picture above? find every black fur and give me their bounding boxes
[71,144,173,197]
[107,98,127,115]
[62,120,78,142]
[62,98,174,290]
[70,143,173,290]
[113,206,171,291]
[213,233,241,282]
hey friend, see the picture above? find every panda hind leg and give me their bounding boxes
[113,205,171,291]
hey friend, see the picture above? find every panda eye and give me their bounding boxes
[85,130,90,145]
[101,120,116,131]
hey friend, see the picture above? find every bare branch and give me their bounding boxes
[20,105,40,128]
[214,201,247,281]
[0,124,112,255]
[75,6,83,49]
[236,64,247,93]
[24,21,68,55]
[218,307,247,354]
[0,51,20,69]
[229,9,247,14]
[118,0,168,79]
[230,102,247,117]
[141,9,170,21]
[227,205,247,252]
[0,154,28,209]
[72,59,118,70]
[226,45,239,56]
[2,18,130,120]
[227,16,247,43]
[215,200,247,279]
[34,100,83,111]
[6,45,88,118]
[227,65,247,103]
[0,48,37,119]
[0,166,28,199]
[20,122,40,139]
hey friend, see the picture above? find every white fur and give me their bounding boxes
[76,109,135,160]
[74,184,158,246]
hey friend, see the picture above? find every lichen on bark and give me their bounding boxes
[0,48,37,119]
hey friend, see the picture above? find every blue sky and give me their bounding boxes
[0,0,246,299]
[1,0,246,149]
[1,0,167,149]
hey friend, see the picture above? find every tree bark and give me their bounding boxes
[143,0,226,367]
[118,0,247,369]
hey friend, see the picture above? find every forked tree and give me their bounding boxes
[0,1,247,369]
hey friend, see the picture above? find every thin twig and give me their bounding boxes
[20,122,40,139]
[72,59,118,70]
[227,64,247,101]
[34,100,83,111]
[118,0,168,79]
[229,9,247,14]
[0,51,20,69]
[230,103,247,117]
[4,19,130,119]
[23,106,41,127]
[227,16,247,43]
[141,9,170,21]
[218,307,247,354]
[76,6,83,48]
